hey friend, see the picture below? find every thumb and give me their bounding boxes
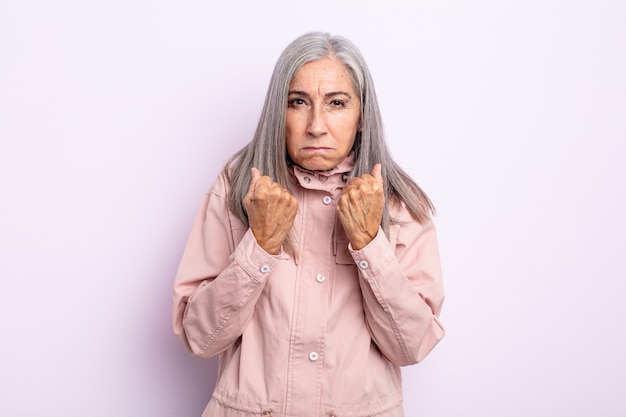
[248,167,261,191]
[371,163,383,183]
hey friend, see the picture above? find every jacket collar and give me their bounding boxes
[290,153,355,192]
[291,152,355,176]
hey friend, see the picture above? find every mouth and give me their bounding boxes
[302,147,333,151]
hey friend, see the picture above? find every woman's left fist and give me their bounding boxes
[337,164,385,250]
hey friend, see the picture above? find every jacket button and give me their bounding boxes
[260,265,271,273]
[309,351,319,361]
[322,196,332,205]
[358,260,369,269]
[316,274,326,283]
[303,176,311,183]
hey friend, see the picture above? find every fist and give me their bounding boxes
[243,168,298,255]
[337,164,385,250]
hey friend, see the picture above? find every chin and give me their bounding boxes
[303,162,334,171]
[297,158,335,171]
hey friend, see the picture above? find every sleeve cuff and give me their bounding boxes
[348,227,395,277]
[232,229,283,282]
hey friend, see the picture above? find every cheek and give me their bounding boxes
[285,115,296,144]
[285,136,296,160]
[339,119,359,147]
[285,130,298,162]
[342,137,357,154]
[285,113,304,138]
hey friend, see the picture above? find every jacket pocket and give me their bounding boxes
[335,224,401,265]
[335,239,354,265]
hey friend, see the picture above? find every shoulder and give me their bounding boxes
[207,170,231,199]
[388,197,416,223]
[388,190,434,226]
[388,197,436,239]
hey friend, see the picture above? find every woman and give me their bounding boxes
[173,32,444,417]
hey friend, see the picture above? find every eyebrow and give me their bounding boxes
[288,90,353,99]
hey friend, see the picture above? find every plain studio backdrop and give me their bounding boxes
[1,0,625,416]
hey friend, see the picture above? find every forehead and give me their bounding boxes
[289,57,356,92]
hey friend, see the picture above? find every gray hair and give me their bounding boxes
[225,31,434,238]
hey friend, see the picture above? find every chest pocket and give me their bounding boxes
[334,223,401,265]
[335,240,354,264]
[334,219,354,265]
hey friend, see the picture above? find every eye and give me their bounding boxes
[288,98,306,107]
[330,99,345,107]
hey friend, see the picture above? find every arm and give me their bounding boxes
[350,219,445,366]
[172,175,281,358]
[337,164,444,366]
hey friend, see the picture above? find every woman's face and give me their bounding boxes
[286,57,361,171]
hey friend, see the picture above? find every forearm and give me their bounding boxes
[176,229,279,357]
[351,224,445,366]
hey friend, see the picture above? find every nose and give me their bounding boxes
[306,105,327,138]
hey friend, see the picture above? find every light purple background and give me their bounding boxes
[1,1,625,416]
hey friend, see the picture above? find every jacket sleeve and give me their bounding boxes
[349,216,445,366]
[172,175,280,358]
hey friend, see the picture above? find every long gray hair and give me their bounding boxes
[225,31,434,238]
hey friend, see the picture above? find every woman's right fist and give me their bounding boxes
[243,168,298,255]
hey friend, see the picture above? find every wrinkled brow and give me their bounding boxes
[288,90,353,99]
